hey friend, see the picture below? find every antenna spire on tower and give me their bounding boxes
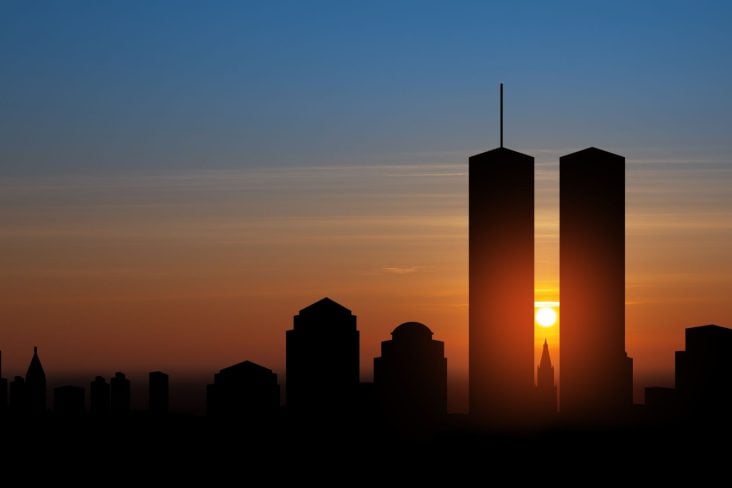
[500,83,504,148]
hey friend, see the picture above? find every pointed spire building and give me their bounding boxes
[537,339,557,415]
[25,346,46,415]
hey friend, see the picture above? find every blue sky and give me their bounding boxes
[2,1,731,175]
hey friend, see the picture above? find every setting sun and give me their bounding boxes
[535,305,558,328]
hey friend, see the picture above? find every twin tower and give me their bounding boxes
[469,92,633,423]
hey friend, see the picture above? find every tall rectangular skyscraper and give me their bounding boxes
[560,147,633,417]
[469,147,535,423]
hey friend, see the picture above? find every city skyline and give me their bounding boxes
[2,298,730,421]
[2,2,732,412]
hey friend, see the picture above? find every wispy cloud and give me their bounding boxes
[382,266,420,275]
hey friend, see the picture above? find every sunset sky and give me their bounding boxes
[2,1,732,410]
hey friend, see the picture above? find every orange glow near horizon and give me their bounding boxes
[534,300,560,386]
[2,156,732,412]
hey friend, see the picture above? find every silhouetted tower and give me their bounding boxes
[374,322,447,423]
[110,372,131,415]
[9,376,28,415]
[286,297,359,415]
[207,360,280,418]
[25,346,46,415]
[470,85,535,423]
[54,385,85,416]
[149,371,169,415]
[536,339,557,415]
[560,147,633,417]
[0,351,7,413]
[90,376,110,416]
[675,324,732,415]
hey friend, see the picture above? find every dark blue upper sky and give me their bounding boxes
[2,0,731,175]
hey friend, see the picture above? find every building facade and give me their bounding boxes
[374,322,447,423]
[469,147,535,423]
[286,297,359,415]
[560,147,633,417]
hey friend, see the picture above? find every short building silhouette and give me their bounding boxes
[207,360,279,418]
[0,351,7,413]
[286,297,359,415]
[9,376,28,415]
[54,385,85,416]
[675,324,732,415]
[149,371,169,415]
[110,372,131,415]
[90,376,110,416]
[374,322,447,423]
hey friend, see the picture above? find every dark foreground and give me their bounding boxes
[1,413,729,483]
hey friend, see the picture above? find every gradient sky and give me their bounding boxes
[2,1,732,410]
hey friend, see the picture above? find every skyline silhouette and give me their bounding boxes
[0,82,727,426]
[0,101,727,424]
[3,3,731,423]
[0,300,729,426]
[2,6,732,480]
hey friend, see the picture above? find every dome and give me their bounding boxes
[391,322,433,340]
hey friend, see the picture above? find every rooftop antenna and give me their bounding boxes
[500,83,504,148]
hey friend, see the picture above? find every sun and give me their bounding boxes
[535,306,557,328]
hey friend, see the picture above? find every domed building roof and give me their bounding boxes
[391,322,433,340]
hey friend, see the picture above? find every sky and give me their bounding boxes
[2,1,732,410]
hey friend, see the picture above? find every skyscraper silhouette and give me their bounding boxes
[286,297,359,415]
[90,376,110,416]
[53,385,85,416]
[25,346,46,415]
[373,322,447,423]
[110,372,131,415]
[536,339,557,415]
[469,87,535,423]
[207,360,280,418]
[560,147,633,417]
[675,324,732,415]
[149,371,169,415]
